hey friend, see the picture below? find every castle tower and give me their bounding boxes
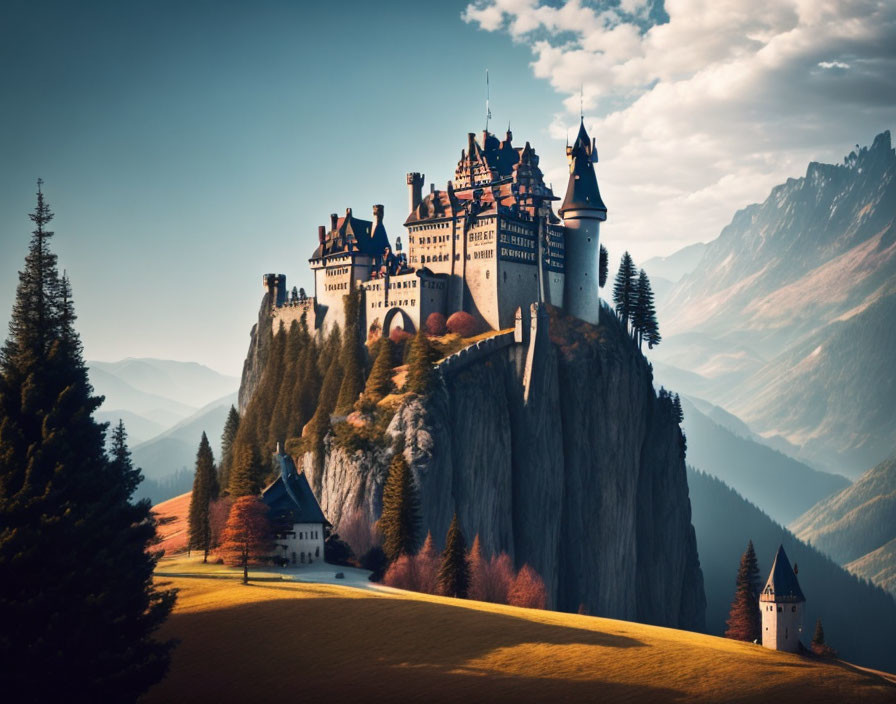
[759,545,806,653]
[559,119,607,325]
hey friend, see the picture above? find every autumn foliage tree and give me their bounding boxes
[508,564,548,609]
[220,496,273,584]
[725,540,761,642]
[425,312,447,336]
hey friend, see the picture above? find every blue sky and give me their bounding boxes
[2,0,894,374]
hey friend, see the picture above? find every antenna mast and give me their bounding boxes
[485,69,492,133]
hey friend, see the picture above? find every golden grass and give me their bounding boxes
[144,574,896,703]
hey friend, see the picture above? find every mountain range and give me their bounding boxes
[86,359,238,500]
[791,453,896,596]
[651,131,896,477]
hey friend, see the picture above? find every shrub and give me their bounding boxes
[360,545,388,582]
[507,563,548,609]
[389,326,413,344]
[446,311,479,337]
[324,530,355,567]
[425,312,447,336]
[383,554,420,590]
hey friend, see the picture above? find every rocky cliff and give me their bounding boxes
[242,302,706,630]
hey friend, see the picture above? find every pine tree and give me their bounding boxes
[362,337,394,405]
[672,393,684,423]
[638,270,661,349]
[228,440,264,497]
[218,405,240,490]
[438,513,470,598]
[405,328,440,394]
[0,182,175,701]
[812,618,825,647]
[599,244,609,288]
[612,251,638,332]
[632,269,650,348]
[305,348,343,459]
[188,432,219,561]
[335,289,365,414]
[380,453,421,561]
[725,540,762,642]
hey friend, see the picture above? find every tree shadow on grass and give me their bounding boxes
[146,591,693,703]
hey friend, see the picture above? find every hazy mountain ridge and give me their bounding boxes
[791,455,896,592]
[680,397,849,525]
[654,131,896,475]
[687,466,896,673]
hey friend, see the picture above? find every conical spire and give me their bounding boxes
[559,118,607,217]
[760,545,806,603]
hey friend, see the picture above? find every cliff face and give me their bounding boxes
[243,303,706,630]
[238,292,272,414]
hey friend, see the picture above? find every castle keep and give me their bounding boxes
[264,120,607,338]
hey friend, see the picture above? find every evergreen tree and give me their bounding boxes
[405,328,440,394]
[438,513,470,598]
[305,348,343,458]
[612,251,638,332]
[0,182,175,701]
[672,393,684,423]
[362,337,394,405]
[335,290,365,414]
[380,453,421,561]
[599,244,609,288]
[812,618,825,647]
[218,405,240,490]
[269,320,302,448]
[228,440,264,497]
[637,270,661,349]
[188,432,219,561]
[725,540,762,642]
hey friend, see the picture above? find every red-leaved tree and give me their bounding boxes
[446,311,479,337]
[209,496,233,552]
[416,532,440,594]
[389,327,413,345]
[507,563,548,609]
[425,312,447,336]
[383,554,420,590]
[219,496,273,584]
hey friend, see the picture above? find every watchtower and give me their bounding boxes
[759,545,806,653]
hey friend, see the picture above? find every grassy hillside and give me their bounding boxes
[143,574,895,703]
[791,454,896,565]
[687,467,896,673]
[847,539,896,596]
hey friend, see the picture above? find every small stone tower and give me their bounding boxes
[759,545,806,653]
[559,119,607,326]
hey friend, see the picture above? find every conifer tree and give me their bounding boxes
[228,440,264,497]
[612,251,638,332]
[599,244,609,288]
[188,432,219,561]
[438,513,470,598]
[725,540,761,642]
[812,618,825,647]
[335,290,365,414]
[0,182,175,701]
[362,337,394,405]
[269,320,302,448]
[380,453,421,561]
[218,405,240,490]
[305,349,343,458]
[635,270,661,349]
[672,393,684,423]
[405,328,440,394]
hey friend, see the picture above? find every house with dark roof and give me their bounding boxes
[759,545,806,652]
[262,453,328,567]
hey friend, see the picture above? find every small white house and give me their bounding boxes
[759,545,806,653]
[262,453,328,567]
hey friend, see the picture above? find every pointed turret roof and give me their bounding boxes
[759,545,806,603]
[262,453,328,526]
[559,119,607,217]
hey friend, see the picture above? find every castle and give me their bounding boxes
[263,119,607,339]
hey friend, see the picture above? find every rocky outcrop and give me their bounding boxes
[238,293,272,414]
[250,303,705,630]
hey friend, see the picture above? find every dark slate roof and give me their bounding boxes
[262,453,328,526]
[559,119,607,217]
[760,545,806,603]
[310,209,391,261]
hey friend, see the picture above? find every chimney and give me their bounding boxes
[429,183,435,194]
[318,225,326,244]
[467,132,476,156]
[330,213,338,231]
[372,204,384,229]
[406,172,424,214]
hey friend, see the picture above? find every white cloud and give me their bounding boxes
[463,0,896,263]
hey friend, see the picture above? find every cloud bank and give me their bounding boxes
[463,0,896,261]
